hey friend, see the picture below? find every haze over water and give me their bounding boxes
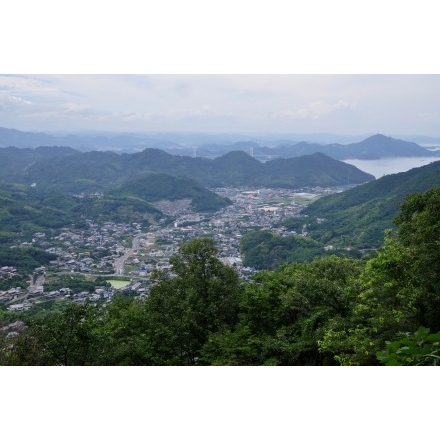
[343,157,440,179]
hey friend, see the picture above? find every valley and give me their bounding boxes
[1,185,344,311]
[1,128,440,367]
[2,134,440,314]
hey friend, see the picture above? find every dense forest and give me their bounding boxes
[2,186,439,366]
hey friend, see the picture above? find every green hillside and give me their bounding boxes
[0,182,163,244]
[111,173,232,212]
[260,152,368,187]
[240,161,440,269]
[298,160,440,249]
[0,171,231,245]
[240,230,361,269]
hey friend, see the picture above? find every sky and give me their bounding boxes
[1,74,440,137]
[2,2,440,138]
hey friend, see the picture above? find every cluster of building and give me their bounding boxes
[2,186,341,311]
[0,286,24,305]
[125,187,331,279]
[0,266,17,278]
[33,221,142,274]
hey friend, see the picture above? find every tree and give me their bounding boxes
[95,294,155,366]
[320,187,440,365]
[145,238,242,365]
[5,303,103,366]
[393,186,440,330]
[203,256,363,365]
[377,326,440,366]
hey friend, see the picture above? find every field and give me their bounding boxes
[107,279,131,289]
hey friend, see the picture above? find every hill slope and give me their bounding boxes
[240,161,440,269]
[111,173,232,212]
[0,173,230,244]
[289,160,440,249]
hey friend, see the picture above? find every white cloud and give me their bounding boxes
[193,105,212,115]
[0,93,32,110]
[0,75,64,98]
[276,100,358,120]
[418,111,440,122]
[60,102,94,115]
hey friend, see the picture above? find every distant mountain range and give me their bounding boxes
[0,146,374,192]
[197,134,439,160]
[0,126,438,159]
[0,127,172,152]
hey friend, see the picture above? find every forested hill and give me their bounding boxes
[0,146,79,180]
[294,159,440,248]
[3,147,374,192]
[0,172,230,244]
[110,173,232,212]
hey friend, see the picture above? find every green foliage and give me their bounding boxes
[241,229,361,270]
[1,303,104,366]
[319,187,440,365]
[393,186,440,330]
[0,246,55,274]
[0,274,29,291]
[95,295,155,365]
[377,327,440,366]
[43,274,109,294]
[144,238,242,365]
[203,256,363,365]
[318,236,420,365]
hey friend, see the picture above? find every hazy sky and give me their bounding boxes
[1,74,440,136]
[3,1,440,139]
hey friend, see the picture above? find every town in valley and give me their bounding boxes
[0,185,344,312]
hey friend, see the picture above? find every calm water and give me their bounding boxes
[343,157,440,179]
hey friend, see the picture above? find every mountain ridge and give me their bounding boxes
[1,126,438,159]
[12,148,374,192]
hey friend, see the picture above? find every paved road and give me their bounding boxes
[29,273,45,291]
[113,235,142,275]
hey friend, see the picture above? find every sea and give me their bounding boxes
[343,156,440,179]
